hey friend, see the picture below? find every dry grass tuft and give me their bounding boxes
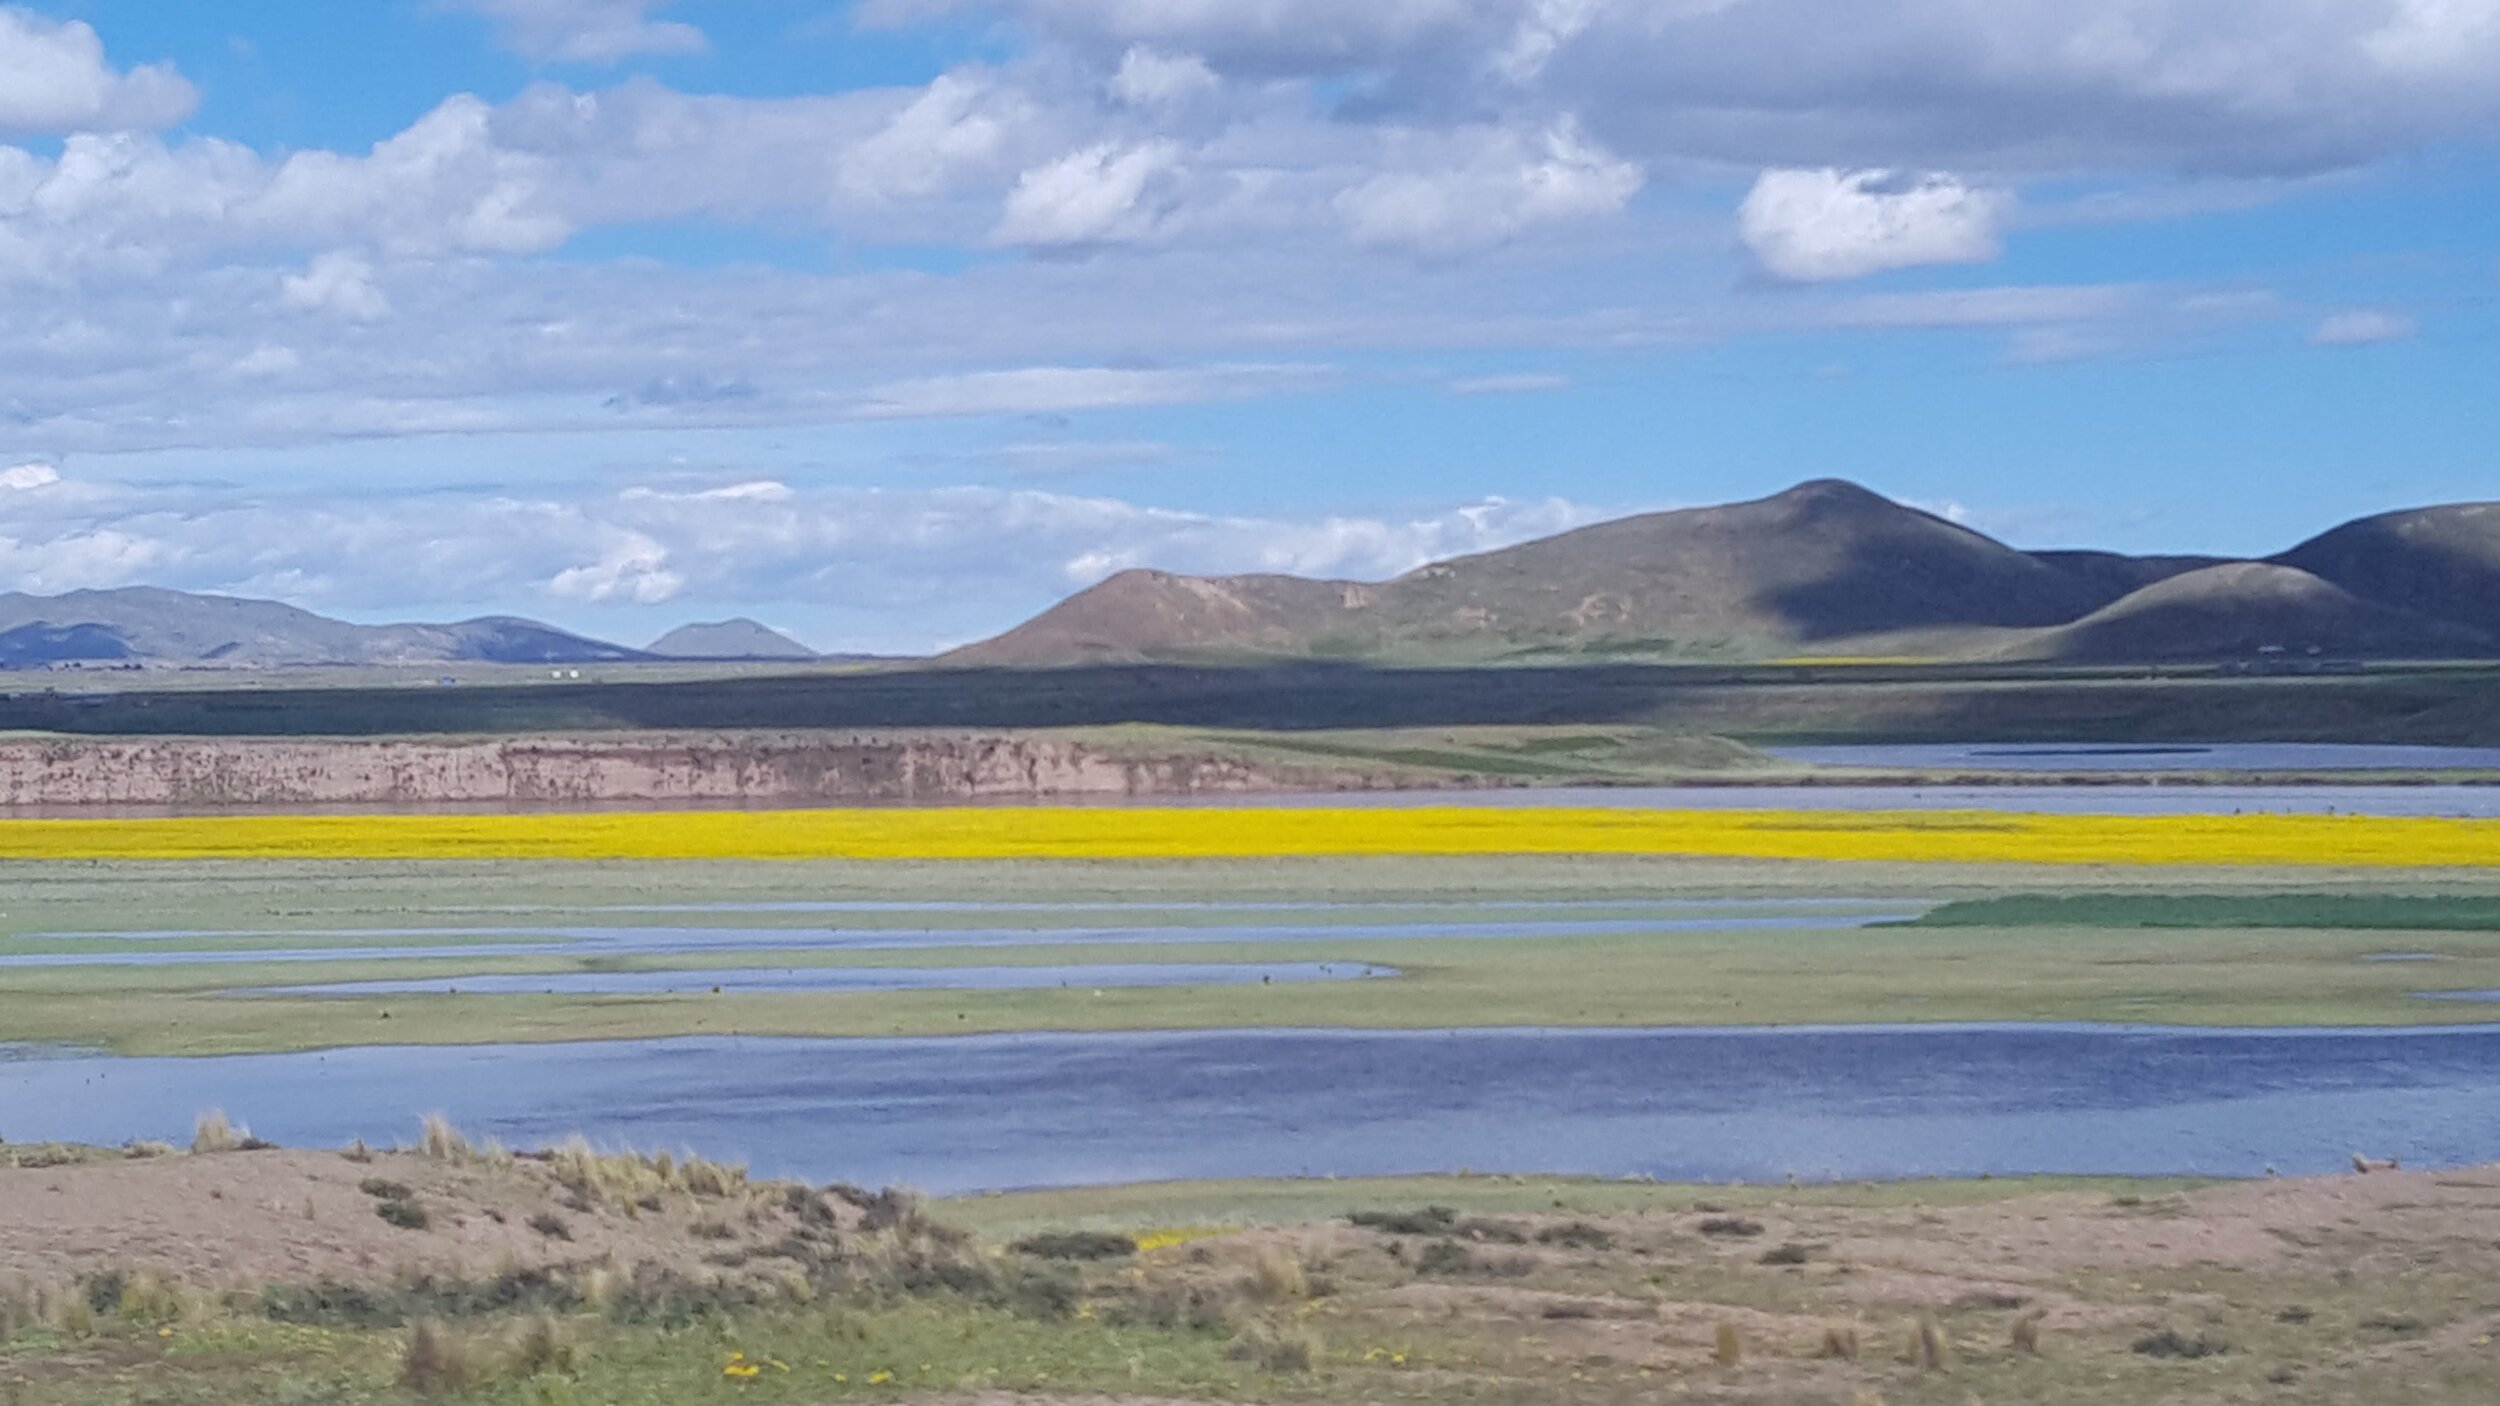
[1228,1318,1319,1374]
[191,1110,246,1155]
[402,1320,480,1396]
[1713,1321,1743,1368]
[1818,1321,1862,1361]
[506,1314,579,1378]
[419,1115,472,1162]
[1249,1248,1310,1303]
[2011,1309,2045,1354]
[1911,1316,1949,1371]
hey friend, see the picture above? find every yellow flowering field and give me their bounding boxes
[0,806,2493,865]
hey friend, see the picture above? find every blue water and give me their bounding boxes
[10,1024,2500,1193]
[244,962,1399,997]
[0,911,1926,968]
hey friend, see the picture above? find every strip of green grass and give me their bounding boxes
[1910,894,2500,930]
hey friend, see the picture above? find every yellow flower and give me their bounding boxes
[724,1363,761,1380]
[868,1370,894,1386]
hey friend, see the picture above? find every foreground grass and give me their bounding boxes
[4,805,2500,865]
[9,1147,2499,1406]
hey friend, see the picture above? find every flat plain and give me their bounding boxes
[12,832,2500,1403]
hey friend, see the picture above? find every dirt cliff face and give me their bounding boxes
[0,732,1357,808]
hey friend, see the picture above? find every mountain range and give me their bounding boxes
[0,593,817,670]
[949,480,2500,667]
[4,482,2493,671]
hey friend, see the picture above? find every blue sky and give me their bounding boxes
[0,0,2494,652]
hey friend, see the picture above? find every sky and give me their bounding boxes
[0,1,2494,653]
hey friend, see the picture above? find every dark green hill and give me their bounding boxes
[2008,562,2493,663]
[2274,500,2500,637]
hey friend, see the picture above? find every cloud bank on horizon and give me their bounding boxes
[0,0,2491,651]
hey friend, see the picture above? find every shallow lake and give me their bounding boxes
[0,908,1926,968]
[245,962,1399,997]
[10,1024,2500,1193]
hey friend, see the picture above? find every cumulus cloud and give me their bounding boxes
[281,252,392,322]
[0,8,195,135]
[995,141,1187,247]
[0,462,60,490]
[1738,168,2009,281]
[1110,46,1220,106]
[442,0,706,63]
[1337,120,1641,254]
[871,0,2500,175]
[2310,310,2419,346]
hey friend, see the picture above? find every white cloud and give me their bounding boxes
[1739,168,2009,281]
[281,252,392,322]
[835,74,1035,206]
[229,344,303,379]
[853,364,1329,419]
[995,141,1186,247]
[0,462,60,490]
[1448,372,1569,395]
[0,8,195,135]
[1110,46,1219,106]
[546,529,685,603]
[442,0,706,63]
[1336,120,1641,254]
[2310,310,2419,346]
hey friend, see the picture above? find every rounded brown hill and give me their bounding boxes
[2007,562,2496,663]
[952,480,2126,665]
[2275,500,2500,637]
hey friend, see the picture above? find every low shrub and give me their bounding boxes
[376,1198,432,1231]
[1535,1222,1613,1250]
[1347,1207,1457,1236]
[2132,1328,2225,1360]
[1010,1231,1136,1262]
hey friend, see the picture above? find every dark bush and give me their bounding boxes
[1011,1231,1138,1262]
[1347,1207,1459,1236]
[376,1198,431,1231]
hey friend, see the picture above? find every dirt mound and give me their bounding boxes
[0,1140,860,1293]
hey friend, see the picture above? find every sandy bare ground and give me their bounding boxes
[0,1142,853,1292]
